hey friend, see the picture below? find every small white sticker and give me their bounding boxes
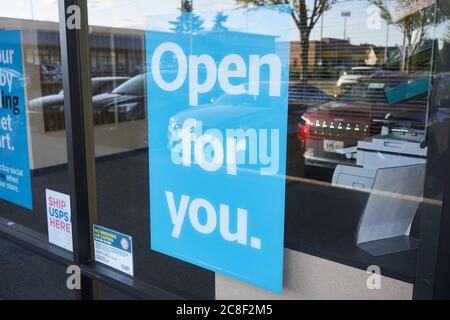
[368,83,385,89]
[46,189,73,252]
[93,225,134,276]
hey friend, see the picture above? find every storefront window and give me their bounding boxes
[0,1,70,237]
[2,0,450,301]
[82,0,440,299]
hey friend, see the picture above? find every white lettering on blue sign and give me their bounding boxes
[169,119,280,176]
[147,5,292,294]
[0,30,32,210]
[166,191,259,249]
[151,42,282,106]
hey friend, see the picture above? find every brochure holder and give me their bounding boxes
[356,164,426,256]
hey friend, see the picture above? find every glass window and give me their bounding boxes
[0,1,71,242]
[80,0,442,300]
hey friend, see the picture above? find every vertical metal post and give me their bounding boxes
[413,0,450,300]
[343,15,347,40]
[58,0,98,300]
[414,113,450,299]
[320,13,324,40]
[384,23,390,63]
[30,0,35,20]
[341,11,350,41]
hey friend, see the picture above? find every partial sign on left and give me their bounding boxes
[0,30,32,209]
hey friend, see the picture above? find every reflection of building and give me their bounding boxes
[38,26,145,78]
[285,38,396,70]
[0,17,149,169]
[1,17,282,93]
[1,17,146,95]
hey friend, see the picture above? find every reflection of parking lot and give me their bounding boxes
[286,133,334,182]
[306,80,341,96]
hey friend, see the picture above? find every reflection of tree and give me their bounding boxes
[170,6,205,34]
[236,0,337,80]
[212,12,229,32]
[369,0,435,71]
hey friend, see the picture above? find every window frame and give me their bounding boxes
[0,0,449,300]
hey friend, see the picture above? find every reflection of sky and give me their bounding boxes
[0,0,445,47]
[145,5,294,41]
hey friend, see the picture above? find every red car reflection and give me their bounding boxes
[298,73,430,168]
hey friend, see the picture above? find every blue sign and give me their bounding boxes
[146,6,291,293]
[93,225,134,276]
[0,30,32,210]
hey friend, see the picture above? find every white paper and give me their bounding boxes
[46,189,73,252]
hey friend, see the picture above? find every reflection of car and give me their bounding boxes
[168,84,331,149]
[93,72,228,125]
[298,74,430,168]
[337,66,382,87]
[133,64,147,76]
[39,63,63,81]
[168,93,281,152]
[92,74,146,124]
[288,82,332,134]
[29,76,130,131]
[29,76,130,111]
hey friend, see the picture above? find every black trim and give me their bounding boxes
[0,217,73,266]
[413,0,450,300]
[2,0,450,301]
[80,262,195,300]
[0,217,189,300]
[59,0,96,300]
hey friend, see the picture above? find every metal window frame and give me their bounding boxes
[58,0,96,300]
[0,0,188,301]
[58,0,188,300]
[414,0,450,299]
[1,0,450,301]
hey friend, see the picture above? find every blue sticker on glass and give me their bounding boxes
[0,30,32,210]
[146,5,291,293]
[93,225,134,276]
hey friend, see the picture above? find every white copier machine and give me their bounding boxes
[332,124,428,191]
